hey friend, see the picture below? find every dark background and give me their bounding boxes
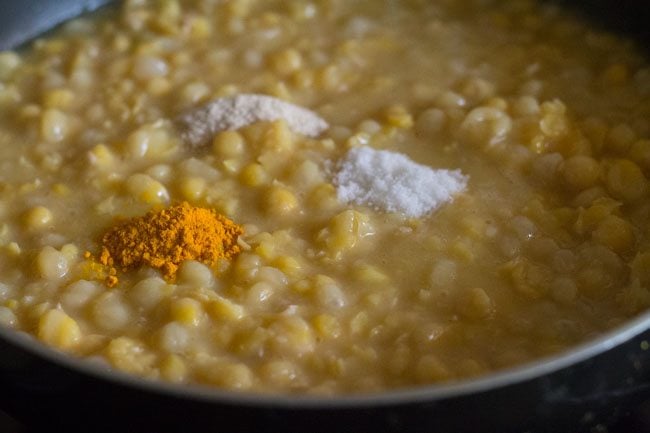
[550,0,649,49]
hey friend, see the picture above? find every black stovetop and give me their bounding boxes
[1,401,650,433]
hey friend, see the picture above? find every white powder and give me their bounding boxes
[177,93,329,148]
[334,146,468,217]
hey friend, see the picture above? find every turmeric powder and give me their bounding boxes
[99,202,243,286]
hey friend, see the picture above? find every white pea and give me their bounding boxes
[510,216,537,241]
[181,81,210,104]
[70,69,93,88]
[552,249,577,274]
[531,153,564,185]
[234,253,262,280]
[125,173,170,205]
[460,107,512,146]
[177,260,214,288]
[133,55,169,80]
[435,90,466,109]
[247,281,275,306]
[92,292,132,331]
[0,51,21,79]
[512,96,540,116]
[314,281,346,309]
[24,206,53,229]
[498,235,521,258]
[344,16,374,38]
[429,259,457,288]
[551,277,578,305]
[159,322,190,353]
[0,282,12,301]
[36,246,69,280]
[178,158,220,181]
[130,277,169,311]
[260,360,299,387]
[357,120,382,135]
[145,164,173,183]
[415,108,447,137]
[41,109,70,142]
[242,49,263,68]
[292,160,324,187]
[61,280,101,310]
[255,267,288,288]
[125,127,172,158]
[0,306,16,327]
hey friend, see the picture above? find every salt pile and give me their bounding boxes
[177,94,329,148]
[334,146,468,218]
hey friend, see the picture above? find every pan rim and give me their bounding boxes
[0,308,648,407]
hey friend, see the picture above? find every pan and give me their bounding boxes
[0,1,648,432]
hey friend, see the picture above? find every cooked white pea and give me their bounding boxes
[36,246,69,281]
[91,292,133,332]
[61,280,101,310]
[158,322,190,353]
[0,306,16,327]
[129,277,170,311]
[24,206,53,229]
[177,261,214,288]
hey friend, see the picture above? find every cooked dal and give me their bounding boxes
[0,0,649,394]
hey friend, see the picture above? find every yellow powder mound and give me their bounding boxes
[99,202,243,286]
